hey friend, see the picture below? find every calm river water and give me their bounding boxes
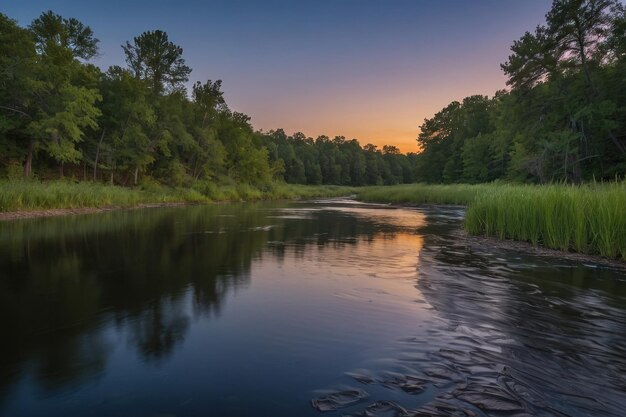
[0,199,625,417]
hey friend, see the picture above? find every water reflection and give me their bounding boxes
[0,205,262,410]
[410,209,626,416]
[1,202,625,417]
[0,201,426,416]
[322,207,626,417]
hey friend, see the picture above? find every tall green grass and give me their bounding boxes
[357,182,626,260]
[465,183,626,260]
[0,180,148,211]
[0,179,355,213]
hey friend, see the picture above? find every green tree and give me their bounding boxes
[461,133,492,183]
[24,12,102,177]
[99,66,155,184]
[546,0,618,93]
[123,30,191,93]
[501,26,558,90]
[30,10,99,60]
[188,80,227,180]
[0,13,37,173]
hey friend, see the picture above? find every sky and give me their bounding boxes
[3,0,553,153]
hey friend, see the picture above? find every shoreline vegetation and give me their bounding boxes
[0,179,355,214]
[2,180,624,262]
[359,182,626,261]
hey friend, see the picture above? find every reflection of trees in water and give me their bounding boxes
[0,202,405,401]
[0,205,259,404]
[127,299,190,361]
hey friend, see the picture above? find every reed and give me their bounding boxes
[464,183,626,260]
[357,182,625,260]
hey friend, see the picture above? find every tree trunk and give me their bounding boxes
[578,40,596,97]
[571,21,624,155]
[23,140,34,177]
[134,167,139,185]
[571,155,582,184]
[110,172,114,185]
[94,128,106,181]
[59,162,64,178]
[192,157,199,179]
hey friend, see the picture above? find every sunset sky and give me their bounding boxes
[4,0,553,153]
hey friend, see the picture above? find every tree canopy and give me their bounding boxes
[416,0,626,183]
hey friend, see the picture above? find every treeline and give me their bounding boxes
[0,11,414,187]
[4,1,624,188]
[415,0,626,184]
[257,131,417,185]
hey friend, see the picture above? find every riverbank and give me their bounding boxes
[464,232,626,271]
[0,202,191,221]
[3,180,624,262]
[0,180,355,220]
[356,182,626,261]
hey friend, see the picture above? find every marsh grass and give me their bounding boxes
[358,182,626,260]
[463,183,626,260]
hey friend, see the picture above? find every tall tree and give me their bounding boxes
[24,12,101,177]
[546,0,618,92]
[29,10,99,60]
[123,30,191,93]
[188,80,227,180]
[501,26,558,90]
[99,66,156,185]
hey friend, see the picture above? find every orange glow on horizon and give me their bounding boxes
[235,63,509,155]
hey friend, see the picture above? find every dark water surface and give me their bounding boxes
[1,200,625,417]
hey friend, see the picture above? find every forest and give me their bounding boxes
[0,11,416,188]
[416,0,626,184]
[1,0,625,189]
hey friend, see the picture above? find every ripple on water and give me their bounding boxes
[311,207,626,417]
[311,388,370,411]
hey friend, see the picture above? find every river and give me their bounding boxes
[0,199,625,416]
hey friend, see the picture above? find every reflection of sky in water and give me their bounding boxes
[1,201,625,417]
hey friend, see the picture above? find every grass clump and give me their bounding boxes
[465,182,626,260]
[356,182,626,260]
